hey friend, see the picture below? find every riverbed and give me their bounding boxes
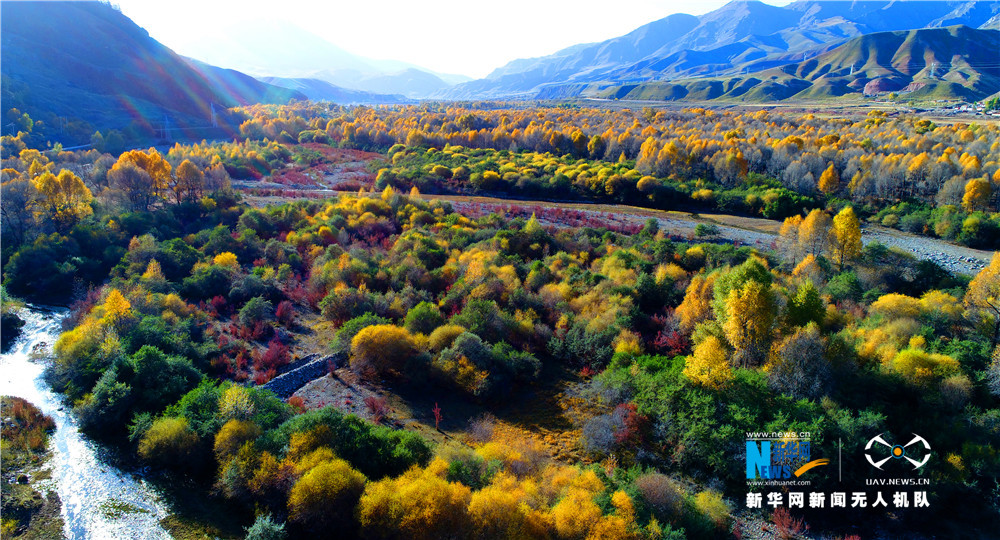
[0,307,172,540]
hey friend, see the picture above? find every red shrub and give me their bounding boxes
[364,396,390,424]
[288,396,306,413]
[254,368,277,385]
[257,338,290,372]
[275,300,295,326]
[653,329,689,357]
[613,402,648,445]
[772,508,807,540]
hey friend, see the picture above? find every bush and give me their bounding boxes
[357,463,472,540]
[635,473,685,520]
[693,489,731,531]
[403,301,444,335]
[137,417,199,467]
[239,297,274,327]
[245,514,287,540]
[694,223,720,237]
[428,324,465,352]
[269,407,431,479]
[288,459,367,533]
[331,313,391,355]
[350,325,420,378]
[214,419,261,463]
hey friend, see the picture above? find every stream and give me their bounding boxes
[1,306,173,540]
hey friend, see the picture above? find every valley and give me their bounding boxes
[2,1,1000,539]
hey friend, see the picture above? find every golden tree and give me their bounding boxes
[797,209,831,258]
[818,162,839,194]
[830,206,862,270]
[32,169,93,231]
[683,335,732,389]
[676,273,718,333]
[173,159,204,204]
[966,253,1000,347]
[109,149,172,210]
[722,280,775,368]
[961,177,991,212]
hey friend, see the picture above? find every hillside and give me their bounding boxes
[439,0,1000,100]
[0,2,303,144]
[593,25,1000,102]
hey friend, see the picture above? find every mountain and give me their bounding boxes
[440,0,1000,100]
[173,19,466,99]
[0,1,303,143]
[316,68,457,100]
[256,77,411,104]
[591,26,1000,102]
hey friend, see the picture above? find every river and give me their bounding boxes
[1,307,173,540]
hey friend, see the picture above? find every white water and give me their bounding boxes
[1,307,173,540]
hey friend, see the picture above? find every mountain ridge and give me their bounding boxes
[438,0,1000,100]
[590,25,1000,103]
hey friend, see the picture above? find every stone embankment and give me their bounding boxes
[257,353,347,398]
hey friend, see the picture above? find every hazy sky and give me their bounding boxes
[115,0,793,79]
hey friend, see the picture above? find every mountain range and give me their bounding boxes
[439,0,1000,100]
[590,25,1000,102]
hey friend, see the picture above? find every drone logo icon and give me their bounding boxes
[864,433,931,470]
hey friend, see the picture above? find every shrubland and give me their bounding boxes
[1,103,999,537]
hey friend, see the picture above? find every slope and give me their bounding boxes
[0,2,303,144]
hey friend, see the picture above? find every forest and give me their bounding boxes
[1,102,1000,539]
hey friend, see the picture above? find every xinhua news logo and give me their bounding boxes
[746,432,828,481]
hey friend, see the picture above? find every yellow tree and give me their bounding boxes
[797,209,831,258]
[961,177,991,212]
[683,335,732,388]
[109,149,172,210]
[722,280,775,368]
[173,159,204,204]
[966,253,1000,347]
[831,206,862,270]
[675,273,718,333]
[102,289,132,326]
[818,162,839,194]
[777,214,804,263]
[32,169,93,232]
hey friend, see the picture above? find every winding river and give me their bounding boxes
[1,307,172,540]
